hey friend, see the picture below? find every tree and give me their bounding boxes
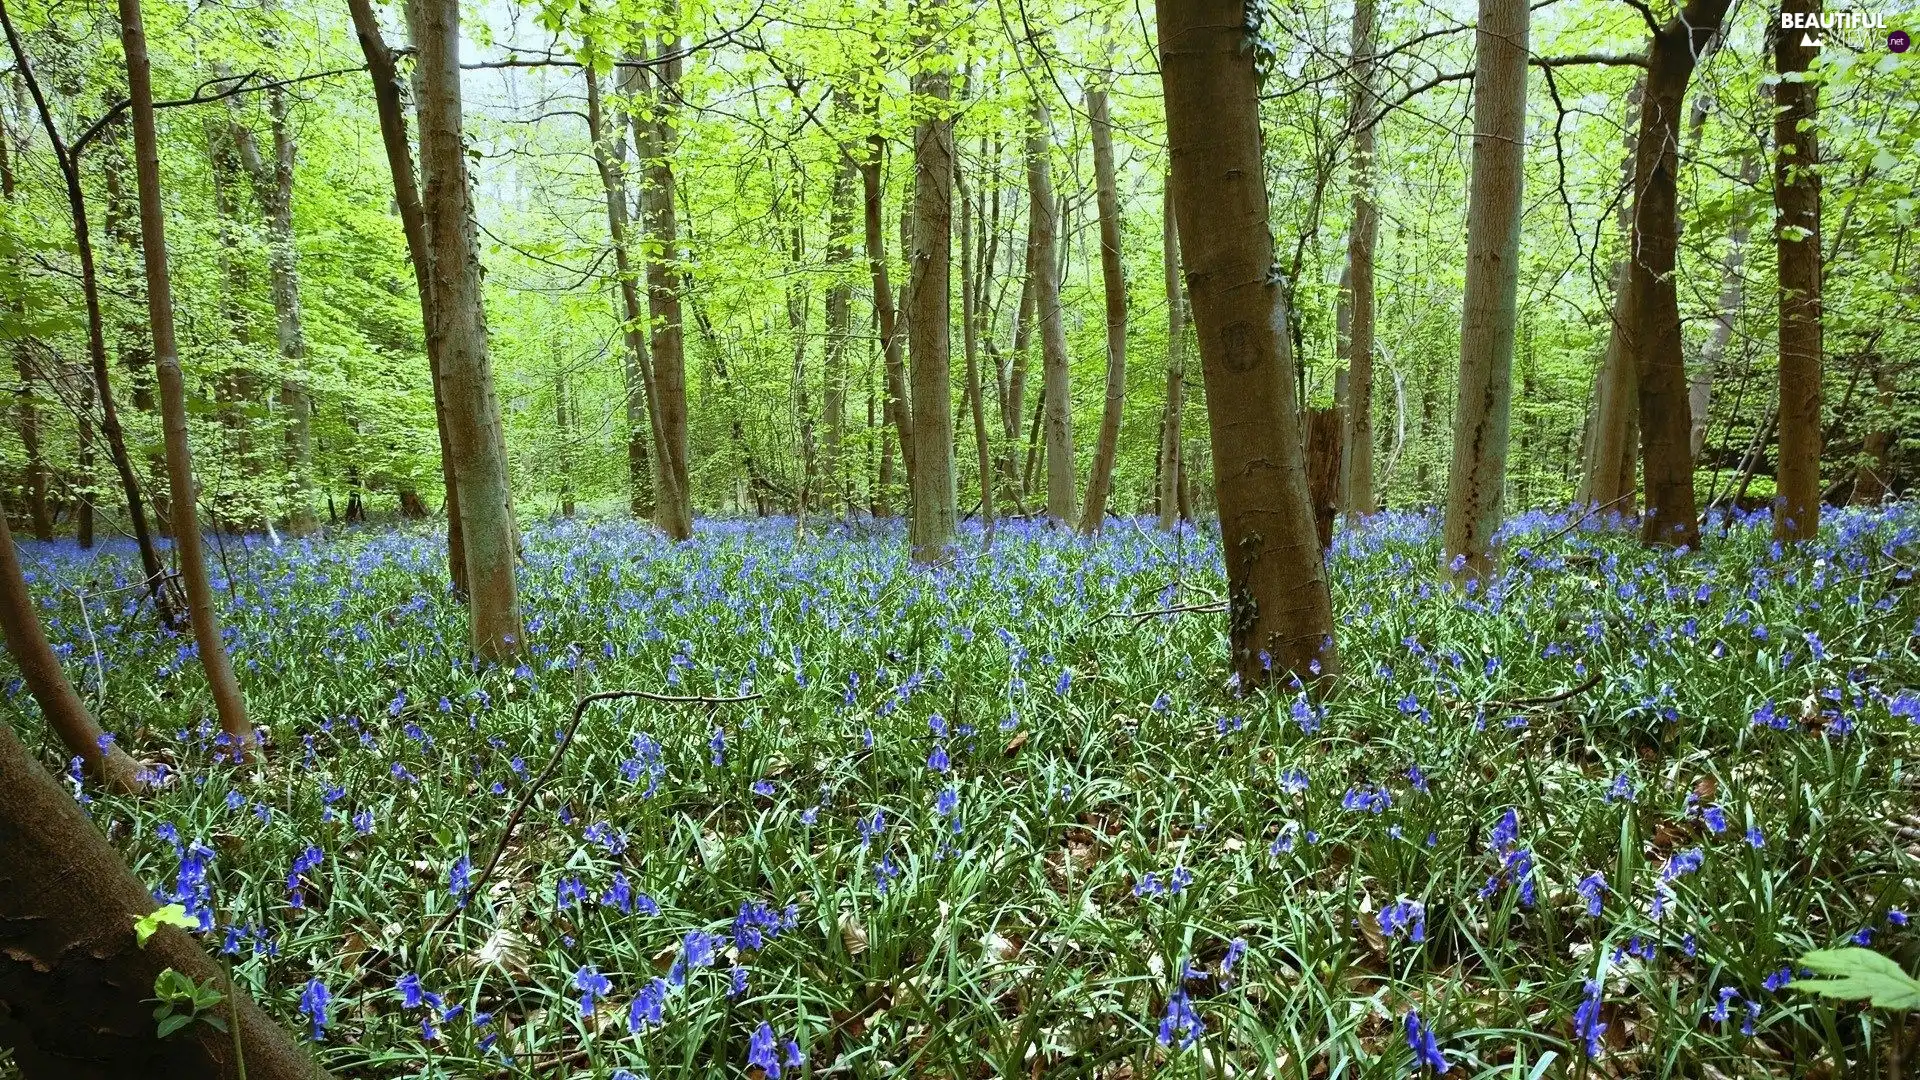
[823,126,857,515]
[1157,0,1338,687]
[1442,0,1528,580]
[906,11,956,563]
[634,33,695,540]
[1627,0,1732,549]
[118,0,253,749]
[1155,181,1187,532]
[1340,0,1380,518]
[956,143,995,541]
[1581,80,1644,514]
[1690,149,1760,462]
[1773,0,1822,542]
[1025,97,1074,526]
[346,0,467,596]
[1078,83,1127,536]
[0,721,331,1079]
[861,131,913,503]
[1849,361,1892,504]
[413,0,525,657]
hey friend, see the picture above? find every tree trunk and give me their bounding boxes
[824,134,856,515]
[1156,181,1187,531]
[906,19,957,562]
[585,62,674,525]
[119,0,254,749]
[957,145,994,542]
[1026,98,1075,525]
[1307,406,1344,552]
[636,41,694,539]
[1342,0,1379,518]
[1442,0,1527,581]
[1850,361,1892,504]
[1629,0,1730,549]
[1773,0,1822,542]
[0,510,140,791]
[0,122,51,542]
[1158,0,1338,688]
[346,0,467,596]
[1078,86,1127,536]
[861,133,913,503]
[1690,150,1760,462]
[1581,79,1644,512]
[0,722,331,1080]
[413,0,525,657]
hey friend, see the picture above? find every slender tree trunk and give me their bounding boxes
[585,62,674,524]
[0,509,140,791]
[1850,361,1893,504]
[1582,79,1644,512]
[1158,0,1338,687]
[1691,150,1759,462]
[861,133,914,502]
[824,136,856,515]
[957,147,994,541]
[1342,0,1379,518]
[999,245,1034,505]
[346,0,467,595]
[636,42,694,538]
[1629,0,1729,549]
[1157,181,1187,531]
[1078,86,1127,536]
[413,0,524,657]
[0,13,173,617]
[1442,0,1528,581]
[75,376,93,548]
[1026,98,1075,525]
[907,17,957,562]
[0,722,332,1080]
[120,0,254,749]
[1773,0,1822,541]
[788,220,816,518]
[0,123,51,542]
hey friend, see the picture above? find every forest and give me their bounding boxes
[0,0,1916,1072]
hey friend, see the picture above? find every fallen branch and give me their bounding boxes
[1524,493,1633,553]
[1099,600,1227,623]
[425,686,762,950]
[1488,669,1603,709]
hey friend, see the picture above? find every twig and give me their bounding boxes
[1098,601,1227,623]
[1525,493,1633,552]
[426,686,762,948]
[1488,670,1604,709]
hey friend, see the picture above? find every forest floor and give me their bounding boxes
[11,505,1920,1078]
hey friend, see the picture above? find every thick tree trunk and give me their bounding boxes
[1307,406,1344,552]
[119,0,254,749]
[585,63,673,524]
[636,44,694,539]
[957,149,994,541]
[0,124,52,542]
[1629,0,1729,549]
[1156,182,1187,531]
[861,134,913,502]
[1442,0,1527,581]
[1078,87,1126,536]
[1026,98,1075,525]
[1581,79,1644,513]
[413,0,525,657]
[0,722,331,1080]
[1850,362,1892,504]
[1690,150,1759,462]
[906,22,957,562]
[824,139,856,515]
[1158,0,1338,687]
[0,510,140,791]
[1342,0,1379,518]
[1773,0,1822,541]
[346,0,467,595]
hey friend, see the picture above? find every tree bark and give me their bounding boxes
[0,509,140,792]
[861,133,914,502]
[346,0,467,596]
[824,130,856,515]
[1158,0,1338,687]
[957,145,994,542]
[1156,180,1187,531]
[0,120,51,542]
[1026,97,1075,525]
[1628,0,1730,549]
[1342,0,1379,518]
[0,722,331,1080]
[1690,150,1759,462]
[1850,361,1892,504]
[413,0,525,657]
[1442,0,1527,581]
[1581,79,1644,513]
[635,40,694,539]
[119,0,254,749]
[1773,0,1822,542]
[906,18,957,562]
[1078,86,1127,536]
[1307,405,1344,551]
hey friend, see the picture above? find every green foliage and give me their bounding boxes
[148,967,228,1040]
[132,903,201,947]
[1790,949,1920,1010]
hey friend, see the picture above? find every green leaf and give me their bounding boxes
[1788,949,1920,1009]
[156,1013,194,1039]
[134,906,199,947]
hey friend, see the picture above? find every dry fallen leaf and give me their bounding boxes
[839,910,869,956]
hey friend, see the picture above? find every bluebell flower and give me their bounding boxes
[573,965,611,1015]
[1221,938,1247,977]
[1378,900,1426,942]
[557,876,588,910]
[928,744,949,773]
[628,977,668,1031]
[1576,871,1607,917]
[752,779,776,797]
[1404,1011,1448,1073]
[709,727,726,767]
[298,978,331,1040]
[1573,980,1606,1058]
[747,1021,783,1077]
[1156,988,1204,1049]
[449,855,473,907]
[1745,826,1765,848]
[1708,987,1738,1024]
[729,966,749,998]
[1701,806,1728,833]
